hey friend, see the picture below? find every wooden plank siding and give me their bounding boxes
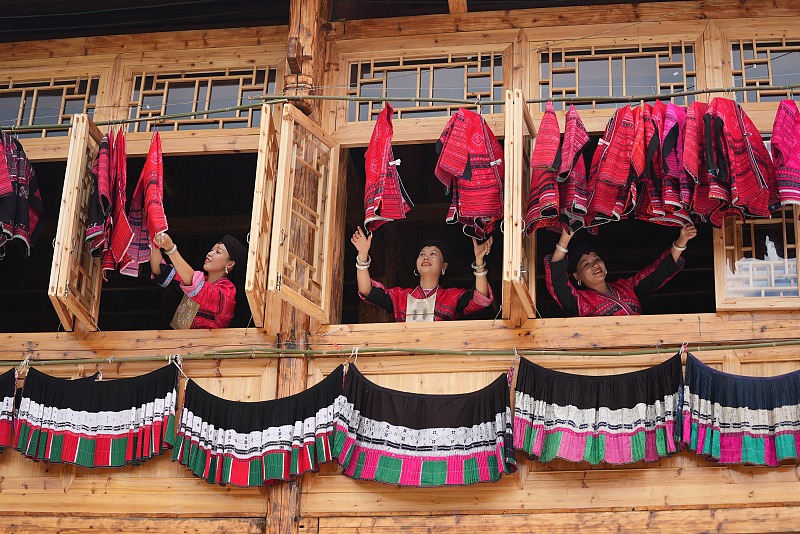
[2,1,800,532]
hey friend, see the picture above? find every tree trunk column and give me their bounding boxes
[284,0,330,116]
[267,328,309,534]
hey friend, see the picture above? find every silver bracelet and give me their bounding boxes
[555,243,569,254]
[672,241,687,252]
[164,244,178,255]
[355,263,370,270]
[474,270,488,277]
[471,261,487,271]
[356,255,372,267]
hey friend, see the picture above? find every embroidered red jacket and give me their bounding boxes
[152,263,236,329]
[361,280,493,322]
[525,101,561,235]
[544,250,684,317]
[771,99,800,208]
[364,103,413,232]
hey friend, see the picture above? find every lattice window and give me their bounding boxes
[48,115,104,331]
[127,67,277,132]
[731,39,800,103]
[346,52,504,122]
[0,77,99,138]
[268,104,339,325]
[538,43,696,111]
[721,206,799,300]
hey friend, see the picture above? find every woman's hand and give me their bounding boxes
[155,232,174,251]
[351,227,372,261]
[552,226,576,262]
[473,236,493,265]
[676,224,698,248]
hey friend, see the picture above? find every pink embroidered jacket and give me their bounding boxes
[153,263,236,329]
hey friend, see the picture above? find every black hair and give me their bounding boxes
[567,241,601,275]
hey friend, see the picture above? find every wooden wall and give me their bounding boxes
[2,1,800,532]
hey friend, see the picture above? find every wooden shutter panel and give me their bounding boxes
[502,89,537,321]
[244,104,280,328]
[266,103,339,324]
[47,114,104,331]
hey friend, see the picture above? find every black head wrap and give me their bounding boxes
[417,238,453,265]
[567,241,601,275]
[218,234,247,278]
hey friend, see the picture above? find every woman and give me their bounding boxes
[150,233,247,329]
[351,227,493,322]
[545,224,697,317]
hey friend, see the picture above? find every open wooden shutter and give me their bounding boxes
[266,103,339,324]
[47,114,104,331]
[244,104,279,328]
[502,89,537,321]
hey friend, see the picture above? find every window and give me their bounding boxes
[715,206,800,309]
[127,67,278,132]
[0,75,99,138]
[539,42,697,110]
[347,52,504,122]
[731,39,800,103]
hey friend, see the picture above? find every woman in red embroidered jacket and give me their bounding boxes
[149,233,246,329]
[544,224,696,317]
[351,227,493,322]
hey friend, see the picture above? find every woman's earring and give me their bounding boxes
[224,266,229,275]
[413,269,419,276]
[441,269,446,276]
[577,279,582,286]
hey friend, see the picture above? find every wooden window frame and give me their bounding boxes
[502,88,537,323]
[48,114,104,332]
[245,104,280,329]
[713,207,800,311]
[265,103,340,329]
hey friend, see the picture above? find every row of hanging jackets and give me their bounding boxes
[526,97,800,235]
[363,105,504,240]
[0,131,43,260]
[86,130,169,279]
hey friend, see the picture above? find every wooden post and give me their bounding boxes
[285,0,331,116]
[268,323,309,534]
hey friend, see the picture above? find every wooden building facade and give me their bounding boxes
[1,1,800,532]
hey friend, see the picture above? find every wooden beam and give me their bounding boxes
[448,0,467,14]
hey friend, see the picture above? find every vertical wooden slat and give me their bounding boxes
[246,104,279,328]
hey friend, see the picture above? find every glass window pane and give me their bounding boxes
[0,94,20,127]
[432,67,464,101]
[625,56,657,94]
[386,69,417,108]
[578,59,608,97]
[209,81,239,118]
[165,83,195,115]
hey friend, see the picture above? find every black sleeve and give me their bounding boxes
[545,255,580,317]
[632,251,684,299]
[364,285,395,316]
[152,264,183,296]
[455,289,475,315]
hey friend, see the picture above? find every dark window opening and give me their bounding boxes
[100,153,256,331]
[0,161,65,333]
[534,218,716,317]
[0,153,256,333]
[341,143,502,324]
